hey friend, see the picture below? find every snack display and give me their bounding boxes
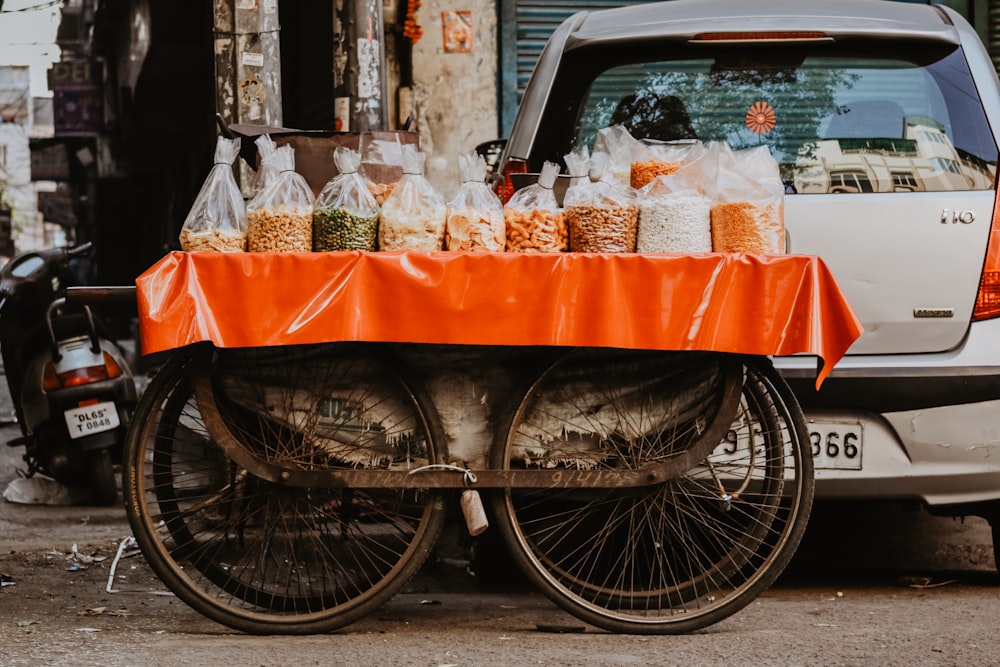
[504,161,568,252]
[637,192,711,253]
[378,144,447,251]
[446,152,506,252]
[710,202,784,254]
[563,149,638,253]
[708,143,785,254]
[179,136,247,252]
[246,144,316,252]
[313,146,380,251]
[179,228,248,252]
[630,159,680,189]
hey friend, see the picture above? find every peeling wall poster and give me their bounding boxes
[442,11,472,54]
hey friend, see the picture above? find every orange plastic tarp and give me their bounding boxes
[136,251,863,388]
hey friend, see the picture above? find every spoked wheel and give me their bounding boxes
[123,343,447,635]
[490,349,814,634]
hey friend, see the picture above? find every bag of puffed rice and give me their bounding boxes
[636,158,712,254]
[379,144,447,251]
[312,147,381,252]
[708,142,785,254]
[564,150,639,253]
[445,152,505,252]
[246,144,316,252]
[179,136,248,252]
[504,160,567,252]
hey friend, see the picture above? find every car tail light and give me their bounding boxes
[42,352,124,390]
[691,31,831,43]
[498,157,529,204]
[973,187,1000,320]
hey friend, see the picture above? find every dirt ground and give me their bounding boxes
[2,416,1000,666]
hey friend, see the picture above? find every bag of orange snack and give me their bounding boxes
[504,161,568,252]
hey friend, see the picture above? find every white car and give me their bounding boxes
[494,0,1000,563]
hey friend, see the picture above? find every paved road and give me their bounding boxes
[1,372,998,665]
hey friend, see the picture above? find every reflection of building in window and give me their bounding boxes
[795,117,994,193]
[829,170,874,194]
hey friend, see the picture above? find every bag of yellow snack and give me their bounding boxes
[179,136,247,252]
[504,160,567,252]
[445,152,505,252]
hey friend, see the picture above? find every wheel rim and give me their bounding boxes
[493,350,812,632]
[126,344,446,632]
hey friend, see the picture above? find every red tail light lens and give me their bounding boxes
[972,196,1000,322]
[498,157,529,204]
[973,190,1000,320]
[43,352,124,390]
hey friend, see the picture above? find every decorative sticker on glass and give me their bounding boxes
[746,101,776,134]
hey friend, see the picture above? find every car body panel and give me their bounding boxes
[498,0,1000,511]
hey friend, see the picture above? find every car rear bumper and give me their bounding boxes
[775,317,1000,508]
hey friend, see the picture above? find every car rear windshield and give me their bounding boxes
[564,45,997,193]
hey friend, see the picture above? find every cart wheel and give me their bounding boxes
[490,350,814,634]
[123,343,447,635]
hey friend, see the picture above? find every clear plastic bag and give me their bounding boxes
[629,139,706,190]
[636,160,712,254]
[179,136,247,252]
[593,125,643,189]
[313,147,381,252]
[504,161,568,252]
[709,143,785,254]
[246,144,316,252]
[251,133,277,198]
[378,144,447,251]
[445,152,505,252]
[564,150,639,253]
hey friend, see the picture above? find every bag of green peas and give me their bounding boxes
[312,147,381,251]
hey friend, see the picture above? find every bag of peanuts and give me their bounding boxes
[708,142,785,254]
[629,139,706,190]
[250,133,277,198]
[563,149,639,253]
[179,136,248,252]
[246,144,316,252]
[504,161,568,252]
[445,152,505,252]
[636,158,713,254]
[312,146,381,252]
[378,144,447,251]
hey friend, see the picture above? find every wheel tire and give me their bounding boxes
[490,350,814,634]
[83,448,118,506]
[124,343,448,635]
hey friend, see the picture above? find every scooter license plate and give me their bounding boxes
[64,401,121,440]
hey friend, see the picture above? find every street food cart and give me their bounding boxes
[111,248,862,635]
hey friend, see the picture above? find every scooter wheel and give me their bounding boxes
[83,448,118,506]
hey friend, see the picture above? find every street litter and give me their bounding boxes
[1,572,14,587]
[66,543,106,571]
[3,476,89,505]
[106,536,139,593]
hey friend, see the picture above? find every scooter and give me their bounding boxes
[0,242,137,505]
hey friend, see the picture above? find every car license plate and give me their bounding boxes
[807,420,862,470]
[64,401,120,440]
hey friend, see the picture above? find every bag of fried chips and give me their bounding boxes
[445,152,505,252]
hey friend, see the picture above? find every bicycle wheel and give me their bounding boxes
[123,343,447,635]
[490,349,813,634]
